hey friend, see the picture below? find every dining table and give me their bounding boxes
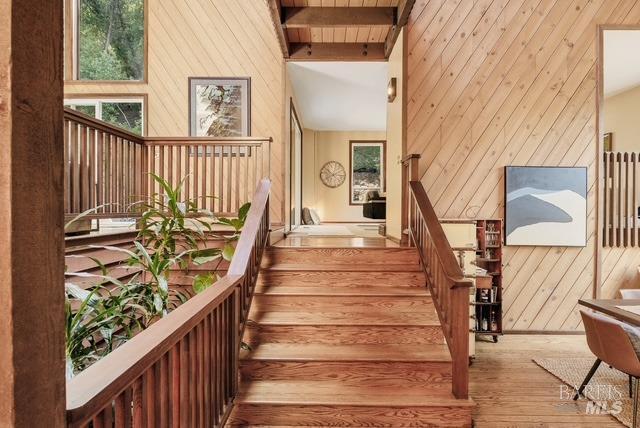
[579,298,640,326]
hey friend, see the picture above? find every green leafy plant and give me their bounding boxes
[64,280,147,379]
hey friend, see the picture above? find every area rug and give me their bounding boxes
[535,357,633,427]
[293,224,383,238]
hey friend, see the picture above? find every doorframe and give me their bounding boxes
[289,98,303,230]
[594,24,640,299]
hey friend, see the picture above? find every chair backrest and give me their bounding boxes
[580,310,640,377]
[620,289,640,299]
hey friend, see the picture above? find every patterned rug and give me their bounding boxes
[535,357,633,427]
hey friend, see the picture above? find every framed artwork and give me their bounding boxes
[604,132,613,151]
[349,141,385,205]
[189,77,250,137]
[504,166,587,247]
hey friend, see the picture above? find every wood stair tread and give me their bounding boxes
[243,343,452,362]
[236,380,474,407]
[249,310,440,326]
[262,263,422,272]
[255,285,430,296]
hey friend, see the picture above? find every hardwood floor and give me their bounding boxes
[471,335,624,427]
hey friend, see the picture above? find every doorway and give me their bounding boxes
[290,100,303,230]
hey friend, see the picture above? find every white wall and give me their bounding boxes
[385,29,405,241]
[604,84,640,152]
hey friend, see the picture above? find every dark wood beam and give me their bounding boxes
[284,7,395,28]
[384,0,416,57]
[289,43,386,61]
[0,0,66,426]
[266,0,290,58]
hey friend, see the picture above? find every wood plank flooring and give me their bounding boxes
[471,335,624,427]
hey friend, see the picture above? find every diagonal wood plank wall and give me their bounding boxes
[64,0,286,223]
[406,0,640,331]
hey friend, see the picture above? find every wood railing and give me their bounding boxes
[603,151,640,247]
[403,155,473,400]
[65,179,271,427]
[147,138,270,217]
[64,109,147,217]
[64,108,272,219]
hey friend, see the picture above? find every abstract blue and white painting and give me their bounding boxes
[505,166,587,247]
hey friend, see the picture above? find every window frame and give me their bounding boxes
[64,94,147,136]
[65,0,148,83]
[349,140,386,206]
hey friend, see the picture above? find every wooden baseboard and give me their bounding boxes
[505,330,585,335]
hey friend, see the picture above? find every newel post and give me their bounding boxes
[450,286,470,399]
[402,154,420,246]
[0,0,66,426]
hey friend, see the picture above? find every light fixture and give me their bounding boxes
[387,77,397,103]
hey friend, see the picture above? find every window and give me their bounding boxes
[72,0,145,81]
[349,141,385,205]
[65,98,145,135]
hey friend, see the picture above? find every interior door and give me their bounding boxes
[290,102,303,230]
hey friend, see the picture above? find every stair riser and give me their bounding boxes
[228,404,473,427]
[251,295,435,312]
[262,248,420,266]
[245,325,445,345]
[240,361,452,388]
[257,271,426,287]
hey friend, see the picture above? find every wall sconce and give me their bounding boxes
[387,77,397,103]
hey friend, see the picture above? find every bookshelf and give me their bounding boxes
[474,219,503,342]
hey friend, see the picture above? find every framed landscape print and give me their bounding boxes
[349,141,385,205]
[504,166,587,247]
[189,77,250,137]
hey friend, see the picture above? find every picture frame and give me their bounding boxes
[349,140,386,205]
[188,77,251,138]
[604,132,613,151]
[504,166,587,247]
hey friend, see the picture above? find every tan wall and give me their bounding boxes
[604,84,640,152]
[64,0,285,223]
[303,130,387,223]
[385,28,405,241]
[406,0,640,331]
[302,129,317,211]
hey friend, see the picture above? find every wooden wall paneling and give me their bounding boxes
[0,0,66,426]
[407,0,640,331]
[414,0,556,199]
[65,0,285,223]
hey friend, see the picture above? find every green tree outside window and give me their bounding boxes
[78,0,144,80]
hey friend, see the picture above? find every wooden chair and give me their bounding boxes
[621,289,640,299]
[574,310,640,427]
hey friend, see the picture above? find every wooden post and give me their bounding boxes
[0,0,65,426]
[401,154,420,245]
[450,286,469,399]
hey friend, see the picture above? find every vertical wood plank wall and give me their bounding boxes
[64,0,285,223]
[406,0,640,331]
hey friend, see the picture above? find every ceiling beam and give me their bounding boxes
[289,43,385,62]
[266,0,290,58]
[283,7,395,28]
[384,0,416,57]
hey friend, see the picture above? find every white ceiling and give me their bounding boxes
[604,30,640,97]
[287,62,388,131]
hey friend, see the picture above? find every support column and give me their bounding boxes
[0,0,65,427]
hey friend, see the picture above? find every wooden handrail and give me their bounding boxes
[65,180,271,427]
[65,108,146,144]
[63,107,271,219]
[404,162,471,400]
[409,182,472,288]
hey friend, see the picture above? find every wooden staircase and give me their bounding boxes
[228,245,474,427]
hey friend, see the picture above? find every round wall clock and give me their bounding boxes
[320,161,346,188]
